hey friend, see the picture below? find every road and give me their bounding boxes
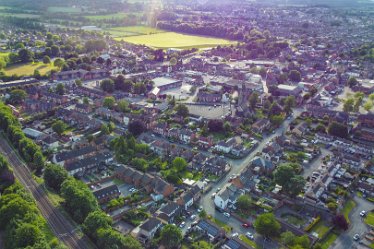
[199,108,303,248]
[0,136,95,249]
[331,195,373,249]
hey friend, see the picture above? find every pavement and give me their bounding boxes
[198,108,304,248]
[331,195,373,249]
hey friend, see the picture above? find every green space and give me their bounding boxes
[239,235,257,248]
[365,212,374,227]
[0,12,40,18]
[0,52,9,60]
[320,231,339,249]
[342,199,356,223]
[115,31,235,49]
[310,220,330,238]
[47,6,82,13]
[106,25,164,37]
[281,213,306,227]
[2,62,57,76]
[85,13,139,20]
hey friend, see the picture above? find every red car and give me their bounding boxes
[242,223,251,228]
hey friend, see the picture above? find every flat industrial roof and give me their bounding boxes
[152,77,181,87]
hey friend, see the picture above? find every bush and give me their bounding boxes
[304,216,321,232]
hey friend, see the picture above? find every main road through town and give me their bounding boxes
[0,135,96,249]
[199,108,303,248]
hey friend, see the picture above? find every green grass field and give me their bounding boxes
[106,26,163,37]
[47,6,82,13]
[310,220,330,238]
[342,199,356,223]
[115,31,235,49]
[85,12,140,20]
[365,212,374,227]
[0,12,40,18]
[320,232,339,249]
[3,62,57,76]
[0,52,9,60]
[239,235,257,248]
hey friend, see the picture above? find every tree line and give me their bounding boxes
[0,102,45,172]
[0,155,66,249]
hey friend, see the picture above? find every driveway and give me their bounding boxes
[331,195,373,249]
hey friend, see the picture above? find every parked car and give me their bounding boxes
[179,222,186,228]
[246,232,254,240]
[360,211,366,217]
[231,233,239,237]
[211,193,216,198]
[223,212,231,218]
[353,234,360,241]
[242,223,251,228]
[190,214,197,220]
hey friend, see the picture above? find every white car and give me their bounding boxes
[223,212,231,218]
[360,211,366,217]
[353,234,360,241]
[246,232,254,240]
[179,222,186,228]
[231,233,239,237]
[190,214,197,220]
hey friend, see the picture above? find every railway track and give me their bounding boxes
[0,137,96,249]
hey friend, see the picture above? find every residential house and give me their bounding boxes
[194,219,225,242]
[222,237,255,249]
[177,191,194,210]
[250,156,275,175]
[214,183,243,210]
[252,119,270,133]
[93,184,120,204]
[156,202,181,224]
[138,218,163,243]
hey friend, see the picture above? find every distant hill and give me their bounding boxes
[0,0,124,10]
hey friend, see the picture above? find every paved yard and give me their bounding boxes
[187,104,232,119]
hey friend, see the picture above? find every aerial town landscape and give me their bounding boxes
[0,0,373,249]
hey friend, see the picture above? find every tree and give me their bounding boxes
[328,121,348,138]
[42,55,51,64]
[273,163,305,197]
[101,124,110,135]
[281,231,296,246]
[96,228,142,249]
[100,79,115,93]
[170,57,177,66]
[32,151,45,172]
[60,178,99,223]
[43,164,68,192]
[172,157,187,171]
[343,98,355,113]
[208,119,224,132]
[18,48,34,63]
[236,195,252,212]
[269,102,283,116]
[289,70,301,82]
[327,202,338,211]
[34,69,41,79]
[128,120,146,136]
[55,83,65,95]
[53,58,64,68]
[283,96,296,114]
[103,96,115,109]
[199,209,207,219]
[131,157,148,172]
[175,104,189,117]
[118,99,130,113]
[13,223,44,248]
[83,210,112,239]
[254,213,281,238]
[270,114,284,127]
[8,89,27,104]
[364,101,373,113]
[332,214,349,230]
[85,40,107,52]
[347,76,358,88]
[51,45,60,56]
[83,97,89,105]
[248,92,259,109]
[133,82,146,94]
[52,120,67,136]
[192,241,213,249]
[159,224,183,249]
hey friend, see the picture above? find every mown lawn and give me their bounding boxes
[365,212,374,227]
[85,12,141,20]
[106,26,163,37]
[3,62,57,76]
[115,31,235,49]
[47,6,82,13]
[209,217,232,233]
[239,235,257,248]
[342,199,356,222]
[310,220,330,238]
[320,231,339,249]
